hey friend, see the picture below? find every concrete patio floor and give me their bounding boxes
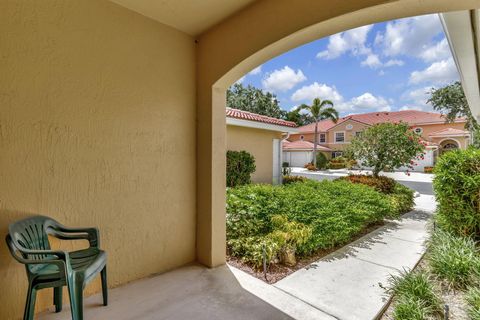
[37,263,335,320]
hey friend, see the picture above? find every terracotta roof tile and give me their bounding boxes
[226,108,297,128]
[429,128,470,136]
[298,110,466,133]
[282,140,332,151]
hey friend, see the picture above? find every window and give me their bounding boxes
[332,151,343,158]
[413,127,423,135]
[319,133,326,143]
[335,132,345,143]
[355,131,362,137]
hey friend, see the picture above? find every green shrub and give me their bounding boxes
[327,162,346,169]
[433,148,480,237]
[466,287,480,320]
[388,183,415,215]
[336,175,414,216]
[226,180,394,266]
[426,230,480,289]
[226,150,256,187]
[392,296,430,320]
[316,152,328,169]
[388,270,441,314]
[282,175,307,185]
[338,174,396,194]
[282,162,289,168]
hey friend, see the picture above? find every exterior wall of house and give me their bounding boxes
[0,1,196,318]
[227,125,283,184]
[290,121,469,155]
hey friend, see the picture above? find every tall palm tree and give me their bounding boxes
[297,98,339,167]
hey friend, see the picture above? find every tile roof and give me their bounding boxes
[429,128,470,136]
[226,108,297,128]
[282,140,332,151]
[298,110,466,133]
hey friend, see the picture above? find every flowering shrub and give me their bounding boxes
[347,122,425,177]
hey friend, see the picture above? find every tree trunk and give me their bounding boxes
[313,120,318,167]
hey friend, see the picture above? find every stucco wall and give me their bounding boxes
[0,1,196,318]
[227,125,282,184]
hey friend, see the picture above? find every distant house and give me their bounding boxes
[226,108,298,184]
[286,110,470,170]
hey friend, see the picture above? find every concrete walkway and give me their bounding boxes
[273,194,435,320]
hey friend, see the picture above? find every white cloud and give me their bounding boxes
[291,83,392,114]
[418,38,451,62]
[248,65,262,75]
[409,58,458,84]
[347,92,392,112]
[378,14,443,59]
[361,55,404,69]
[291,82,344,104]
[384,59,404,67]
[361,54,382,69]
[317,25,373,59]
[400,86,435,111]
[262,66,307,92]
[378,70,386,76]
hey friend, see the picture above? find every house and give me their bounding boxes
[227,108,298,184]
[1,1,478,319]
[286,110,470,169]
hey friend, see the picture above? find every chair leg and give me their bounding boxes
[67,282,84,320]
[101,266,108,306]
[23,283,36,320]
[54,286,63,312]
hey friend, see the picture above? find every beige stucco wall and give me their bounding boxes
[0,1,196,318]
[227,125,282,184]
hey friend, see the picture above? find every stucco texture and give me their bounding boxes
[227,125,282,184]
[0,0,196,318]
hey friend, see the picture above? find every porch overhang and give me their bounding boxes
[440,10,480,121]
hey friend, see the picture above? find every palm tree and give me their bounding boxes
[297,98,339,167]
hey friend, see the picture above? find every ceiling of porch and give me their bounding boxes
[109,0,256,36]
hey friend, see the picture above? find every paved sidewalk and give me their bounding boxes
[273,194,435,320]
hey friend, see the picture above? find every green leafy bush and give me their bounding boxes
[426,230,480,289]
[226,150,256,187]
[466,287,480,320]
[316,152,328,169]
[388,183,415,216]
[433,148,480,238]
[388,270,441,314]
[336,175,414,215]
[226,180,393,266]
[282,175,307,185]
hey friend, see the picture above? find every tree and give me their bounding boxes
[297,98,339,167]
[284,108,311,126]
[427,81,479,146]
[347,122,425,177]
[227,83,286,119]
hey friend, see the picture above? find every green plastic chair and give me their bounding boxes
[5,215,107,320]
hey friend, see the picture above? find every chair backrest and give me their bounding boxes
[8,215,58,260]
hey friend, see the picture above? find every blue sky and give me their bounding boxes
[235,14,459,116]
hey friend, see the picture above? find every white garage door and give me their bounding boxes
[398,149,435,171]
[283,151,312,167]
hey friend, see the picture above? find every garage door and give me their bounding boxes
[283,151,312,167]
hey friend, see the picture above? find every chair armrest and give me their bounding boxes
[51,224,100,248]
[5,234,69,267]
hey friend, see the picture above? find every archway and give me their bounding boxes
[195,0,479,266]
[440,138,460,153]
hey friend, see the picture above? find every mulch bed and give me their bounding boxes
[227,221,385,284]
